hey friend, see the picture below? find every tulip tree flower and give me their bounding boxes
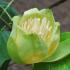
[7,8,60,64]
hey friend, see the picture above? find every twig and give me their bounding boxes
[48,0,67,9]
[0,0,15,30]
[0,0,15,20]
[0,25,6,33]
[0,16,11,29]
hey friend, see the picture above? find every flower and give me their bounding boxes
[7,8,60,64]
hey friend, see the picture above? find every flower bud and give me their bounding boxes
[7,8,60,64]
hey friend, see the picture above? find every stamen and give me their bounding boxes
[46,23,49,30]
[48,26,52,31]
[27,19,31,30]
[31,18,40,33]
[34,18,39,24]
[42,17,47,24]
[23,21,28,31]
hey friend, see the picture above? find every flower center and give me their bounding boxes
[21,17,52,45]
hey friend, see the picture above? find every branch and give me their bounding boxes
[48,0,67,9]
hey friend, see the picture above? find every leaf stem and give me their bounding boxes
[0,59,11,70]
[32,64,34,70]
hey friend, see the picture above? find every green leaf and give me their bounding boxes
[60,32,70,42]
[34,55,70,70]
[0,30,10,66]
[43,32,70,62]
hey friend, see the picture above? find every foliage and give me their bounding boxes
[0,30,10,66]
[0,0,18,69]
